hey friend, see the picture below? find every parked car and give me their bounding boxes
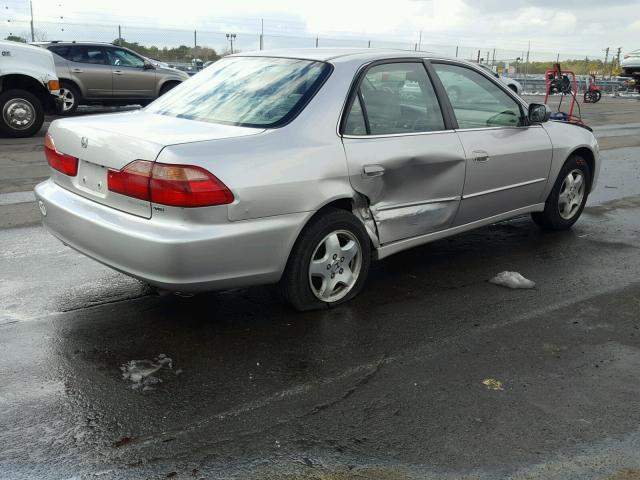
[35,49,599,310]
[0,40,62,137]
[477,63,523,94]
[33,41,189,115]
[621,49,640,75]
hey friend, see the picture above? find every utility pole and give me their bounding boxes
[226,33,236,54]
[524,41,530,93]
[118,25,122,45]
[603,47,609,80]
[368,40,371,48]
[194,30,197,49]
[455,45,458,58]
[492,48,495,66]
[259,19,263,50]
[476,50,480,63]
[315,36,318,48]
[418,30,422,51]
[29,0,35,42]
[486,51,489,65]
[556,53,560,63]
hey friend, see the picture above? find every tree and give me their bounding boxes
[111,37,220,64]
[4,35,27,43]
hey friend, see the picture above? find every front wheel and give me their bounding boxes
[0,89,44,138]
[279,208,371,311]
[531,154,591,230]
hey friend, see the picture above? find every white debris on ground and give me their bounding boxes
[489,271,536,289]
[120,354,174,390]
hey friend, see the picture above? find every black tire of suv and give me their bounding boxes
[58,82,80,116]
[0,89,45,138]
[279,208,371,311]
[531,154,591,230]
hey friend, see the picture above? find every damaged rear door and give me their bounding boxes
[341,60,466,245]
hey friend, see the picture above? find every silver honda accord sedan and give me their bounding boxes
[35,48,600,310]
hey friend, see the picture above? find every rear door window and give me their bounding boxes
[67,46,107,65]
[343,62,445,135]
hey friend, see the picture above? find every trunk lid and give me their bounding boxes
[47,110,264,218]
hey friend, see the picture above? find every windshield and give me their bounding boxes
[146,56,332,128]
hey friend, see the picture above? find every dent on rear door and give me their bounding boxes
[342,133,467,245]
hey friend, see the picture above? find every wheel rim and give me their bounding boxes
[308,230,362,303]
[558,169,586,220]
[2,98,36,130]
[59,88,75,111]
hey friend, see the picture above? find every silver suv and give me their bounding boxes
[37,41,189,115]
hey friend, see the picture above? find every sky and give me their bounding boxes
[2,0,638,60]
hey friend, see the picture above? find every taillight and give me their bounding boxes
[107,160,152,201]
[107,161,234,208]
[44,133,78,176]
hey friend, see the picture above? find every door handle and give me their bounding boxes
[71,68,83,73]
[362,165,385,177]
[113,70,124,75]
[472,150,490,163]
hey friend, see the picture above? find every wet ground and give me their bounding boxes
[1,97,640,480]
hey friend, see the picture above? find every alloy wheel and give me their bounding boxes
[558,169,586,220]
[308,230,362,302]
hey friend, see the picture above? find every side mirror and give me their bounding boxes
[143,62,155,70]
[528,103,551,123]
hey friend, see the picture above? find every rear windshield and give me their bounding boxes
[146,56,332,128]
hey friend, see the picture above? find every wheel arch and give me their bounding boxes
[59,78,83,98]
[569,146,596,192]
[278,194,380,281]
[158,80,181,96]
[0,74,49,106]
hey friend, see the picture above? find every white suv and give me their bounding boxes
[0,40,62,137]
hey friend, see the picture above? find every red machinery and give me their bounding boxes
[544,63,583,123]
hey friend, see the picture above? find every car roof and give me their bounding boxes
[35,41,118,47]
[233,48,442,64]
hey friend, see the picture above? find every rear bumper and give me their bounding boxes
[34,179,308,291]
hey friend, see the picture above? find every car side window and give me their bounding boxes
[433,63,523,129]
[48,45,72,59]
[106,48,145,68]
[343,96,367,135]
[67,46,107,65]
[343,62,445,135]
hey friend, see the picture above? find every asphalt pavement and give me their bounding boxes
[1,97,640,480]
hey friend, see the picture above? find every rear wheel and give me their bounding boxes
[279,208,371,311]
[0,89,44,138]
[58,83,80,115]
[531,154,591,230]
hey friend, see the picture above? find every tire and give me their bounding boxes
[159,82,179,96]
[531,154,591,230]
[0,89,45,138]
[279,208,371,311]
[58,82,81,115]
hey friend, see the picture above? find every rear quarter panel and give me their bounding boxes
[155,60,360,222]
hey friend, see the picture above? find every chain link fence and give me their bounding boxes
[4,19,632,94]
